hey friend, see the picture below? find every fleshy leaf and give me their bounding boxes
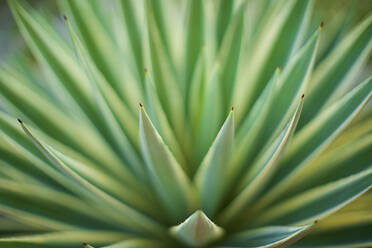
[282,130,372,198]
[170,210,224,247]
[220,224,313,248]
[220,95,304,225]
[145,3,186,148]
[0,178,120,230]
[5,2,143,187]
[256,76,372,209]
[299,14,372,128]
[216,0,235,48]
[101,239,165,248]
[233,0,312,123]
[0,231,128,248]
[194,63,223,165]
[195,110,234,217]
[251,168,372,226]
[143,71,189,173]
[259,26,320,145]
[63,14,145,181]
[185,0,204,92]
[218,2,246,106]
[18,119,165,236]
[229,67,280,182]
[292,223,372,248]
[139,106,194,223]
[60,0,141,113]
[118,0,145,87]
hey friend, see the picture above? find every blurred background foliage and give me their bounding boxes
[1,0,372,60]
[1,0,371,138]
[1,0,372,62]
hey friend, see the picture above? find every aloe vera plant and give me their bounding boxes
[0,0,371,247]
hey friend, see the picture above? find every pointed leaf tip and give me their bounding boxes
[231,106,234,111]
[17,118,23,124]
[170,210,224,247]
[63,15,68,21]
[139,107,192,221]
[195,111,235,217]
[301,94,305,99]
[320,21,324,28]
[139,103,143,108]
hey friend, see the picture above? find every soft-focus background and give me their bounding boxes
[1,0,371,118]
[1,0,372,62]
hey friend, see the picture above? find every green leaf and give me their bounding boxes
[118,0,145,88]
[139,106,194,223]
[52,149,165,220]
[0,231,129,248]
[0,178,118,230]
[144,0,171,62]
[60,0,141,113]
[260,26,320,145]
[18,119,166,236]
[8,0,97,121]
[144,3,187,154]
[143,72,189,174]
[219,95,304,225]
[6,2,140,185]
[101,239,165,248]
[188,48,207,138]
[0,112,87,193]
[194,63,223,165]
[220,224,313,248]
[257,76,372,209]
[63,15,145,181]
[170,210,224,247]
[216,0,235,48]
[282,132,372,199]
[250,168,372,226]
[185,0,204,92]
[229,68,280,182]
[233,0,312,123]
[299,14,372,128]
[313,191,372,231]
[0,112,151,209]
[195,110,234,217]
[292,223,372,248]
[218,2,246,107]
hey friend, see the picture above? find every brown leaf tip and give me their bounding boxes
[277,65,282,71]
[17,118,23,124]
[314,220,318,224]
[301,94,305,99]
[320,21,324,28]
[63,15,68,21]
[139,103,143,108]
[82,243,88,248]
[231,106,234,111]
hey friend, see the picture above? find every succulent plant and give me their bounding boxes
[0,0,371,247]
